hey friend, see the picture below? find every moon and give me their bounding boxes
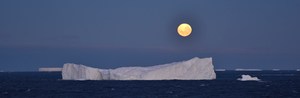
[177,23,192,37]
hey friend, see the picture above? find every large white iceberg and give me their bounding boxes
[62,57,216,80]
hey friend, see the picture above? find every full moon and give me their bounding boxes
[177,23,192,37]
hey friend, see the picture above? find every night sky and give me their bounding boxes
[1,0,300,71]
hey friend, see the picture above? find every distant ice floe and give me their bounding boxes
[235,69,262,71]
[215,69,226,71]
[297,69,300,71]
[272,69,280,71]
[237,75,261,81]
[39,68,62,72]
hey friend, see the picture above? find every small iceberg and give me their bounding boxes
[237,75,260,81]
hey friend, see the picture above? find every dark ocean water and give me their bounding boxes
[0,71,299,98]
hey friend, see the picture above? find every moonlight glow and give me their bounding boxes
[177,23,192,37]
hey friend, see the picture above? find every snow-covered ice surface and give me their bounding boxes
[237,75,260,81]
[62,57,216,80]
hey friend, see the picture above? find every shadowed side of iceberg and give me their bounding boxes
[62,63,102,80]
[62,57,216,80]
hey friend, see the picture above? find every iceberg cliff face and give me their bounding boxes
[62,57,216,80]
[62,64,102,80]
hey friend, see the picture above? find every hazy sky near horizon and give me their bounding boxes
[1,0,300,71]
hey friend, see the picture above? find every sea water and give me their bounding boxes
[0,71,299,98]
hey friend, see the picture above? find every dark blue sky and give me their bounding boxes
[1,0,300,71]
